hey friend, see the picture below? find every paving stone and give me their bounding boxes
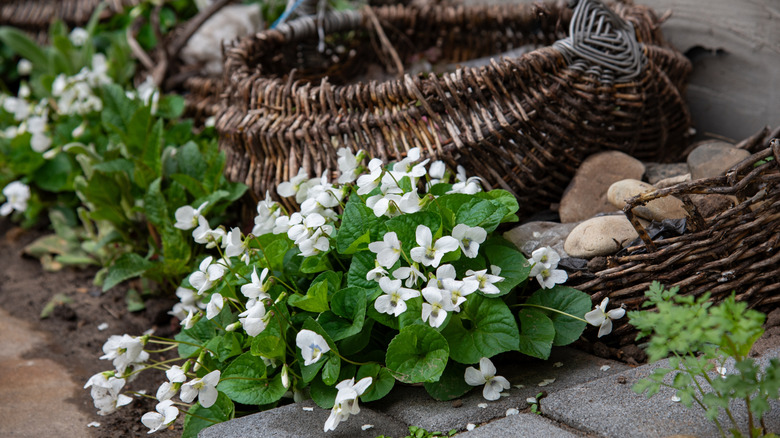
[453,412,581,437]
[379,347,629,433]
[199,401,409,438]
[542,347,780,438]
[0,307,92,438]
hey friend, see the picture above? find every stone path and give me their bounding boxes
[198,345,780,437]
[0,307,91,438]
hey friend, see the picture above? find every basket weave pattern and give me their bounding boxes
[569,134,780,345]
[0,0,140,33]
[216,2,692,215]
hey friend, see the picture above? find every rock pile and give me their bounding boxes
[505,141,750,262]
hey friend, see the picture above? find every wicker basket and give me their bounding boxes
[568,129,780,345]
[216,0,692,214]
[0,0,140,40]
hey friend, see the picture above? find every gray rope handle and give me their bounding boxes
[553,0,646,82]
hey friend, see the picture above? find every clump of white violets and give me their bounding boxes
[84,146,624,434]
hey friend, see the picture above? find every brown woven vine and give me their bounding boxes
[568,130,780,345]
[216,1,692,215]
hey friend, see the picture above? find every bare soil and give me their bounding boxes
[0,218,181,438]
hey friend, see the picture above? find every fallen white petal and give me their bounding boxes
[600,365,611,371]
[97,323,109,331]
[361,424,374,431]
[671,395,681,402]
[513,384,525,389]
[506,408,519,416]
[526,397,537,404]
[302,407,314,412]
[500,392,510,397]
[553,362,563,368]
[87,422,101,428]
[477,403,488,409]
[466,423,476,431]
[538,378,555,387]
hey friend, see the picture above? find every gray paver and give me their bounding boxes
[199,401,409,438]
[378,347,628,432]
[453,413,582,438]
[543,347,780,438]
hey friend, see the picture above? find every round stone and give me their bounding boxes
[563,215,640,258]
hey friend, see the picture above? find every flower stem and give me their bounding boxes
[515,303,588,324]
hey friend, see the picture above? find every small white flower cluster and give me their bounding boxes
[294,330,373,432]
[1,84,52,153]
[0,49,119,156]
[369,224,503,328]
[51,53,111,116]
[84,334,150,416]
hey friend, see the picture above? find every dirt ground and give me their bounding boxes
[2,217,779,438]
[0,218,181,438]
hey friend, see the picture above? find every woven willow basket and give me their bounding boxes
[568,130,780,345]
[0,0,140,40]
[216,0,692,214]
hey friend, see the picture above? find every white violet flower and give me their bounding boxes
[365,260,389,282]
[84,373,133,415]
[530,246,560,270]
[69,27,89,46]
[238,301,267,336]
[17,59,32,75]
[100,334,149,374]
[337,147,362,184]
[421,286,449,328]
[141,400,179,434]
[368,232,402,268]
[1,181,31,216]
[410,225,458,268]
[393,263,426,288]
[584,298,626,338]
[464,268,504,295]
[451,224,487,258]
[464,357,511,401]
[374,277,420,317]
[174,202,208,230]
[206,293,224,320]
[240,267,271,302]
[296,330,330,366]
[189,256,226,295]
[180,370,221,408]
[324,377,373,432]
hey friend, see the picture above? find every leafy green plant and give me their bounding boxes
[0,15,245,292]
[630,282,780,438]
[84,148,617,437]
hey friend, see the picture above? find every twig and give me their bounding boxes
[126,17,155,71]
[363,6,404,77]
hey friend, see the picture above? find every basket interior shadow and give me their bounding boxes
[217,0,692,216]
[568,133,780,346]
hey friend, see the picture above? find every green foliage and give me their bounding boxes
[630,282,780,437]
[1,12,598,434]
[0,18,245,291]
